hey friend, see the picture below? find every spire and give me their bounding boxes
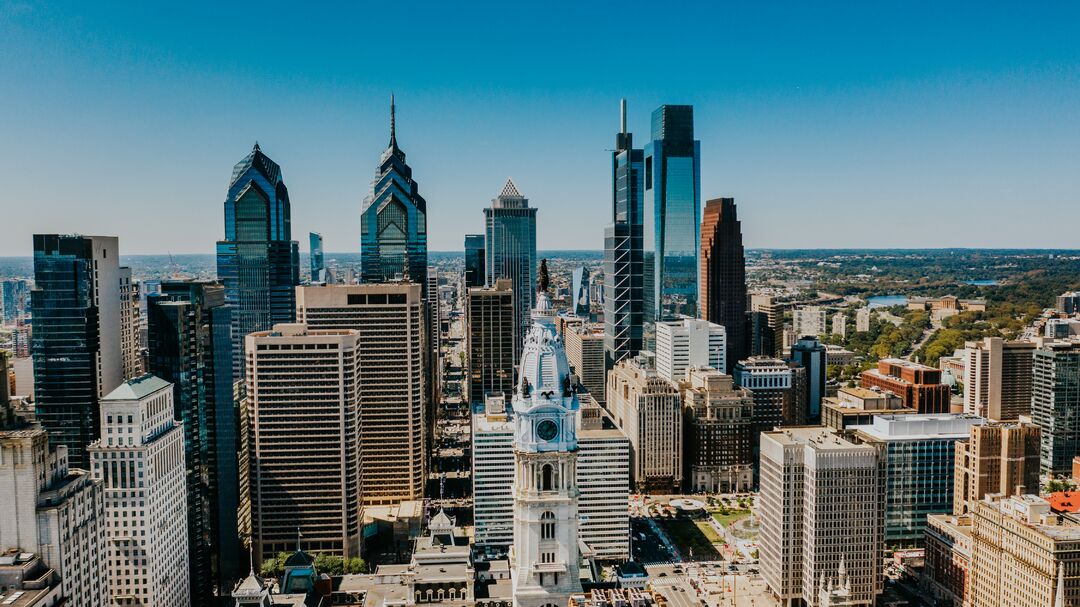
[389,93,397,148]
[1056,562,1065,607]
[838,554,847,589]
[620,98,627,135]
[253,141,260,152]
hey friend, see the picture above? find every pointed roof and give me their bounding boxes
[233,569,267,596]
[230,141,283,189]
[103,374,171,401]
[499,178,522,198]
[1056,561,1065,607]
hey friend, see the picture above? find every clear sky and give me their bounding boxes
[2,2,1079,256]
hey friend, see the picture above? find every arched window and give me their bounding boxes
[541,464,554,491]
[541,511,556,540]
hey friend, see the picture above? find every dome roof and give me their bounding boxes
[517,321,571,400]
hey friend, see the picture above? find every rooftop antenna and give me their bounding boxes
[620,98,627,135]
[389,93,397,148]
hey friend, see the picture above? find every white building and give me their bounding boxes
[759,427,883,607]
[962,337,1035,421]
[89,375,190,607]
[564,324,606,403]
[793,306,828,338]
[1,425,108,607]
[654,318,726,384]
[511,293,582,607]
[855,308,871,333]
[831,312,846,338]
[607,358,683,493]
[472,395,516,547]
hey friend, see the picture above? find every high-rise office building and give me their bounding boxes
[1057,291,1080,315]
[360,97,427,288]
[790,336,827,422]
[1,422,108,607]
[215,143,300,376]
[146,280,239,597]
[90,375,190,607]
[604,100,646,368]
[793,306,828,338]
[1,279,31,324]
[654,318,726,383]
[962,337,1035,421]
[643,105,700,322]
[310,232,325,282]
[759,427,884,607]
[295,284,425,503]
[466,280,516,405]
[485,178,537,356]
[852,414,984,546]
[606,358,682,493]
[464,234,486,289]
[860,358,952,414]
[680,368,754,493]
[564,324,606,403]
[856,307,872,332]
[699,197,745,371]
[734,356,795,448]
[119,266,142,380]
[831,312,847,338]
[32,234,123,469]
[571,266,590,316]
[1031,339,1080,475]
[953,422,1041,515]
[241,323,363,566]
[749,294,784,358]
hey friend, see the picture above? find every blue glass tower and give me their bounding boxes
[146,280,237,603]
[309,232,325,282]
[464,234,485,288]
[643,104,701,322]
[360,96,427,289]
[604,100,646,366]
[216,143,300,375]
[485,179,537,359]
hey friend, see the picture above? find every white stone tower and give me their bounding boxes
[511,292,583,607]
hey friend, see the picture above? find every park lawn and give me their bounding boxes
[711,509,751,527]
[661,519,724,560]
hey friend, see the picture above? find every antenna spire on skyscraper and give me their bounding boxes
[390,93,397,148]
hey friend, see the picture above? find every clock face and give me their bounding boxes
[536,419,559,442]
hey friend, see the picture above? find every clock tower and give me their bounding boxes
[510,292,582,607]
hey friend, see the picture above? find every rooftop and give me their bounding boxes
[102,374,171,401]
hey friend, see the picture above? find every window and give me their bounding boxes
[541,464,554,491]
[541,511,555,540]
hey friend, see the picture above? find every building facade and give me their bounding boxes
[215,143,300,376]
[654,318,726,384]
[793,306,828,339]
[953,422,1041,515]
[89,375,190,607]
[295,284,426,503]
[860,358,952,414]
[242,324,363,565]
[680,368,754,493]
[309,232,324,282]
[606,358,682,493]
[485,179,537,359]
[118,266,142,380]
[467,280,516,405]
[963,337,1035,421]
[790,337,827,422]
[564,324,605,403]
[1032,339,1080,476]
[32,234,124,469]
[464,234,486,289]
[699,197,746,372]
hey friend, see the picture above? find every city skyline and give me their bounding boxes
[3,2,1080,256]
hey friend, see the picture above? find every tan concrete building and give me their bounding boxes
[295,284,426,504]
[680,368,754,493]
[606,358,682,493]
[821,386,914,431]
[922,514,973,607]
[970,494,1079,607]
[953,423,1041,514]
[963,337,1036,421]
[242,323,364,566]
[564,323,605,403]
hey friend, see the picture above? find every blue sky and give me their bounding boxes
[1,1,1079,255]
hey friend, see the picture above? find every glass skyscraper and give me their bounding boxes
[643,104,701,322]
[572,266,590,316]
[146,280,237,603]
[360,96,427,289]
[604,99,645,367]
[31,234,123,469]
[215,142,300,376]
[309,231,325,282]
[700,197,747,372]
[464,234,485,288]
[484,178,537,359]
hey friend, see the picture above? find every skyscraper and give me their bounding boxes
[464,233,486,289]
[119,266,142,380]
[145,280,239,598]
[680,368,755,493]
[309,231,325,282]
[953,422,1041,515]
[654,318,727,384]
[699,197,746,372]
[604,99,645,368]
[571,266,590,316]
[360,96,427,288]
[484,178,537,355]
[790,336,827,422]
[1030,339,1080,475]
[644,104,700,322]
[467,280,516,404]
[295,284,426,503]
[962,337,1035,421]
[215,143,300,376]
[749,294,784,358]
[607,357,683,493]
[32,234,123,468]
[90,375,190,607]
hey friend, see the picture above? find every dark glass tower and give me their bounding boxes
[360,96,428,288]
[789,336,826,422]
[644,105,701,322]
[700,198,747,372]
[310,232,325,282]
[464,234,486,288]
[32,234,123,468]
[484,179,537,359]
[215,143,300,376]
[604,99,645,367]
[146,280,237,603]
